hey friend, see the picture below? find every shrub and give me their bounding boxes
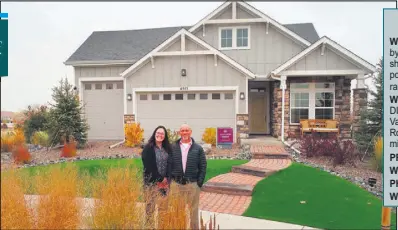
[124,123,144,147]
[23,105,49,143]
[298,132,358,166]
[12,145,32,164]
[1,169,34,229]
[31,131,49,147]
[1,129,25,153]
[35,164,80,229]
[167,129,180,143]
[372,136,383,172]
[202,127,216,146]
[60,136,77,158]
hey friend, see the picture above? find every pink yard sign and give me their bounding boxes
[217,127,233,144]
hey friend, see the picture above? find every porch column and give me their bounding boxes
[280,76,287,142]
[352,74,368,134]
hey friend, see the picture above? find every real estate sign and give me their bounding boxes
[383,8,398,207]
[216,127,233,149]
[0,13,8,77]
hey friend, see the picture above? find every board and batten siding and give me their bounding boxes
[125,55,247,115]
[194,23,306,75]
[285,45,362,72]
[73,65,130,87]
[212,4,260,20]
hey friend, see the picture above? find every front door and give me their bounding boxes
[249,91,267,133]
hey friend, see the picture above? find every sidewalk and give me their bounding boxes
[200,210,319,230]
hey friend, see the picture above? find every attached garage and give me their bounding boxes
[82,81,124,140]
[135,89,237,143]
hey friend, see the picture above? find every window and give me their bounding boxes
[106,83,113,90]
[290,82,335,124]
[152,94,159,100]
[116,82,123,89]
[175,94,183,100]
[139,94,147,100]
[199,93,208,100]
[237,28,248,47]
[315,92,334,119]
[290,92,310,124]
[212,93,221,100]
[219,27,250,50]
[187,94,196,100]
[84,83,92,90]
[95,83,102,90]
[220,29,233,48]
[163,94,171,100]
[225,93,233,100]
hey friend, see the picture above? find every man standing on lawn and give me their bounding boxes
[167,123,207,229]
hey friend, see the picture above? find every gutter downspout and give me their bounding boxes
[270,73,287,143]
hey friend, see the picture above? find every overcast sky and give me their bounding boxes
[0,1,395,112]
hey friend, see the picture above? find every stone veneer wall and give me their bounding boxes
[352,88,368,133]
[236,114,249,143]
[271,76,352,140]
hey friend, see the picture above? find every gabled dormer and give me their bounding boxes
[188,1,319,76]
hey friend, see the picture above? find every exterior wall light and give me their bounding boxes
[240,92,245,100]
[181,69,187,77]
[127,93,132,101]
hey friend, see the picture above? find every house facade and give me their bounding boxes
[65,1,375,143]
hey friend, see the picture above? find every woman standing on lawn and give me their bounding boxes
[141,125,172,225]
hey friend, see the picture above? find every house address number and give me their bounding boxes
[180,86,188,90]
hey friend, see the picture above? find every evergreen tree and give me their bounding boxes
[354,58,382,154]
[47,78,89,148]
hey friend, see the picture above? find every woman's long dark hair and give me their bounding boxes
[147,125,172,154]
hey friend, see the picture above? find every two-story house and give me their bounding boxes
[65,1,375,142]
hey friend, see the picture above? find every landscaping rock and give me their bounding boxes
[201,144,212,154]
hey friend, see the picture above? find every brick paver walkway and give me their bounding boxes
[199,144,292,215]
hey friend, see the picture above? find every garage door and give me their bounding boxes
[83,81,124,140]
[136,91,236,143]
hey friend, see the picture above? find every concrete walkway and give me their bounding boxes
[200,210,318,229]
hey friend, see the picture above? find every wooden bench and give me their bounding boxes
[299,119,339,137]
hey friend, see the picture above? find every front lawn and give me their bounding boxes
[12,158,248,196]
[244,163,397,230]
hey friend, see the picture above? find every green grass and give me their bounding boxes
[10,158,248,196]
[244,163,397,230]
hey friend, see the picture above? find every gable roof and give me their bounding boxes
[120,28,256,79]
[64,23,319,65]
[64,26,190,65]
[271,36,377,76]
[188,1,312,47]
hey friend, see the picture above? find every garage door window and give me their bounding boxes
[140,94,148,100]
[200,93,208,100]
[163,94,172,100]
[225,93,233,100]
[84,83,92,90]
[95,83,102,90]
[116,82,123,89]
[175,94,184,100]
[188,94,196,100]
[106,83,113,90]
[152,94,159,100]
[212,93,221,100]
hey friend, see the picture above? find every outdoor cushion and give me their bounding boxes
[300,120,309,128]
[325,120,337,129]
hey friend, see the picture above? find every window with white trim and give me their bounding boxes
[219,26,250,50]
[220,28,233,48]
[290,82,335,124]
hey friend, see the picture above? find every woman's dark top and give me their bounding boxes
[141,144,169,186]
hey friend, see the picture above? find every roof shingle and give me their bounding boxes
[65,23,319,64]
